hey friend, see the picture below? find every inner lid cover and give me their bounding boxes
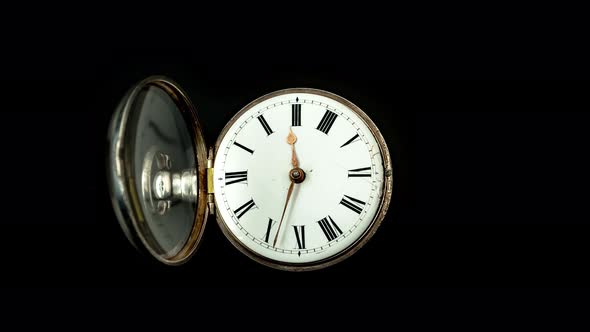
[108,76,208,265]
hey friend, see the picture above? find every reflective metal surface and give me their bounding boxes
[143,150,198,214]
[107,76,209,265]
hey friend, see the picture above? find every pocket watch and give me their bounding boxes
[108,76,393,271]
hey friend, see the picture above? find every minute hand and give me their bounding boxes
[273,180,295,247]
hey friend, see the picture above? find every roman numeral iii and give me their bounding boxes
[318,216,343,241]
[316,110,338,134]
[234,199,256,219]
[340,195,366,214]
[225,170,248,185]
[348,167,371,178]
[292,104,301,126]
[293,225,306,249]
[257,115,274,136]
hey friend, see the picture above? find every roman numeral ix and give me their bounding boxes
[318,216,343,242]
[225,170,248,185]
[316,110,338,135]
[234,199,256,219]
[340,195,366,214]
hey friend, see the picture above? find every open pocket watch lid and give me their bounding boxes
[108,76,209,265]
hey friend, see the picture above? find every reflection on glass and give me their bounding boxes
[126,85,196,257]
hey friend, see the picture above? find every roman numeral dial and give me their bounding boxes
[234,141,254,154]
[264,218,275,243]
[341,134,360,148]
[292,104,301,126]
[340,195,366,214]
[316,110,338,134]
[225,170,248,185]
[234,199,256,219]
[293,225,306,249]
[318,216,343,242]
[348,167,371,178]
[257,115,274,136]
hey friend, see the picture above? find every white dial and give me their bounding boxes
[213,89,388,268]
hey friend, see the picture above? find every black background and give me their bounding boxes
[2,24,589,291]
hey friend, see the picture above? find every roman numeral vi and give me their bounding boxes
[293,225,306,249]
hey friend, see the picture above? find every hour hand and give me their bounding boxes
[287,128,298,168]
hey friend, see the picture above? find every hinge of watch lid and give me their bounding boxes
[206,147,215,215]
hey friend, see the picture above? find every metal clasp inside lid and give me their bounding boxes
[142,147,216,216]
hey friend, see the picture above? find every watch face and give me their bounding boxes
[213,88,391,269]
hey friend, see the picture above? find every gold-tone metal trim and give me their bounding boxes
[207,168,215,194]
[108,76,209,266]
[206,147,216,214]
[213,88,393,272]
[207,149,215,194]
